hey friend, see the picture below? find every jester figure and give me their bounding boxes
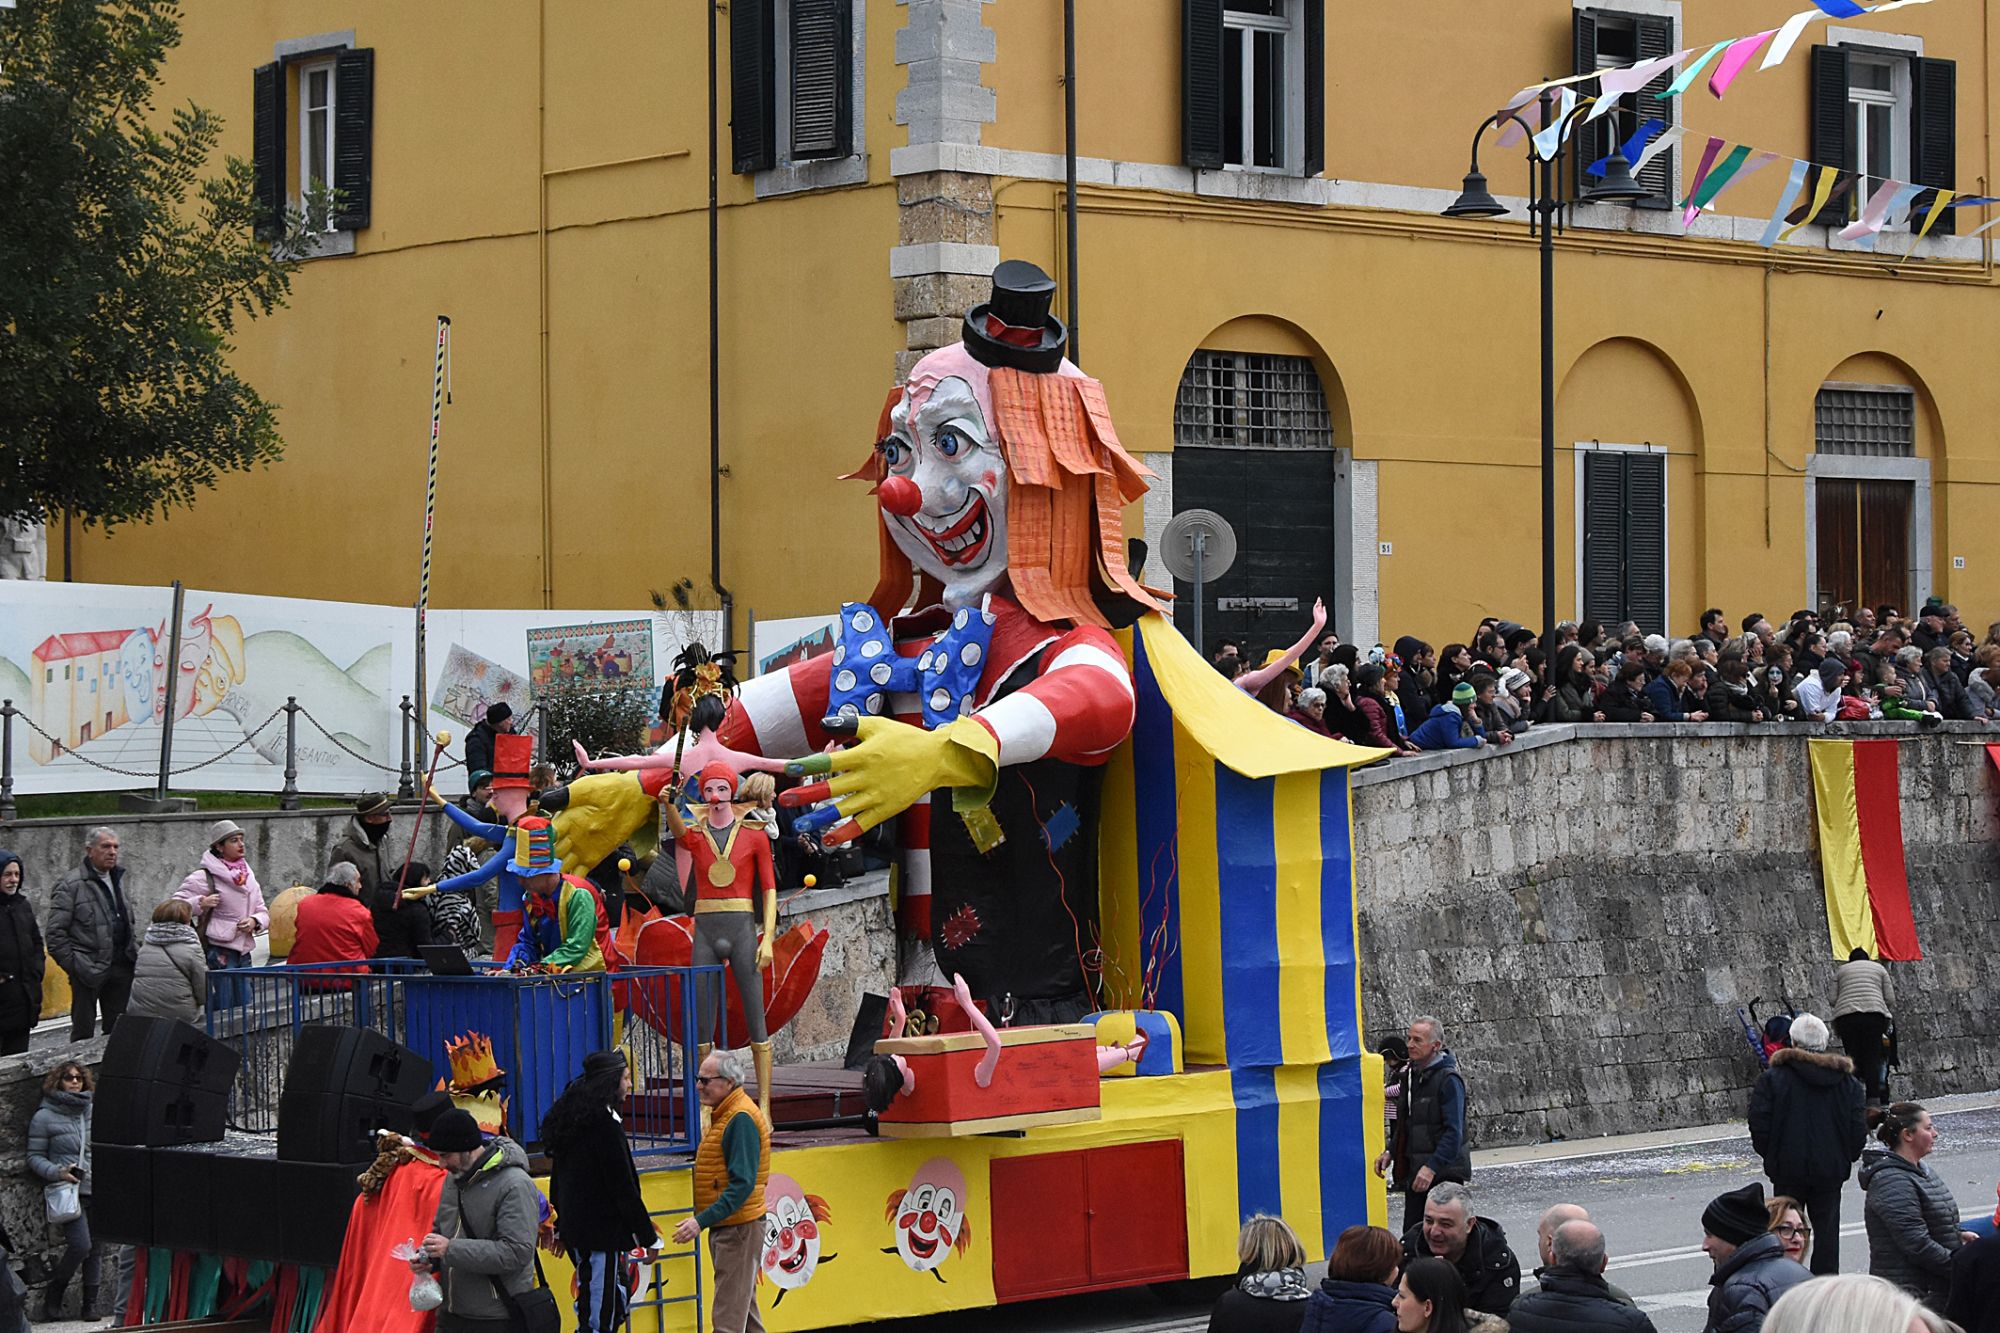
[506,817,614,973]
[724,260,1165,1025]
[432,732,542,958]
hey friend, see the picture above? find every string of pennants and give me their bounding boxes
[1492,0,1997,252]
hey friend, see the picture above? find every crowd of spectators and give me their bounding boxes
[1211,597,2000,757]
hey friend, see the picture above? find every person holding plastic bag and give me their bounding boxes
[26,1062,100,1323]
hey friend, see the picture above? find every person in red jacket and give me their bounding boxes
[289,863,379,988]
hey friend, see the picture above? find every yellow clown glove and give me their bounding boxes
[548,771,660,875]
[780,715,999,846]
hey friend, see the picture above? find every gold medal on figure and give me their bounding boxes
[700,820,743,890]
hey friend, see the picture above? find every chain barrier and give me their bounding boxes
[10,709,285,778]
[293,705,404,774]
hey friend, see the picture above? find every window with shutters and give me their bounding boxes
[1810,38,1954,233]
[253,36,373,254]
[1578,448,1667,635]
[736,0,865,191]
[1182,0,1323,177]
[1572,8,1677,210]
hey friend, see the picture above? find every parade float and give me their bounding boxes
[84,262,1386,1331]
[587,260,1392,1329]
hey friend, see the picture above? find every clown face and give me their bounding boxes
[887,1157,969,1273]
[879,349,1009,609]
[701,776,735,805]
[760,1175,830,1291]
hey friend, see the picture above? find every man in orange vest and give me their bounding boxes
[672,1050,770,1333]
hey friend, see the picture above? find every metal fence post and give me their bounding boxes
[155,579,187,800]
[398,696,415,799]
[0,700,15,822]
[280,697,300,811]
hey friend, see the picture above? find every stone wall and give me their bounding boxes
[0,804,456,925]
[770,873,898,1065]
[1352,719,2000,1148]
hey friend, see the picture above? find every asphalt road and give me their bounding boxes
[868,1095,2000,1333]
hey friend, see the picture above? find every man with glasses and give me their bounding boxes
[1748,1013,1865,1275]
[673,1051,770,1333]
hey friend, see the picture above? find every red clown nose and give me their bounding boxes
[877,475,922,517]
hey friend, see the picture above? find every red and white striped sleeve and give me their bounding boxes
[719,654,836,760]
[970,624,1133,768]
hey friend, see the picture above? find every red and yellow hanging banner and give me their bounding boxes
[1808,738,1922,961]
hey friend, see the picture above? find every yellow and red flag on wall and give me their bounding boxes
[1808,738,1922,961]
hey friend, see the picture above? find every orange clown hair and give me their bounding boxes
[883,1189,975,1256]
[848,373,1169,629]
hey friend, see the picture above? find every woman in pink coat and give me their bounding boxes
[172,819,268,1009]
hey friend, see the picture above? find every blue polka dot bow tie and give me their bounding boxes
[827,599,997,729]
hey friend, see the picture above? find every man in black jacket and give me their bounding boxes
[1401,1181,1520,1316]
[463,703,514,795]
[1376,1015,1470,1232]
[1747,1013,1866,1275]
[1510,1221,1656,1332]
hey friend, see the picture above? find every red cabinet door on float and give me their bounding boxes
[990,1140,1190,1302]
[1086,1140,1189,1286]
[990,1151,1092,1301]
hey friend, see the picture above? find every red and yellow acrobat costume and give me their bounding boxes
[660,761,779,1116]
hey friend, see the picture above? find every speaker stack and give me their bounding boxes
[278,1025,433,1165]
[93,1021,429,1268]
[93,1016,239,1147]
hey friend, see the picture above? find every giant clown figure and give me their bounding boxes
[723,260,1166,1025]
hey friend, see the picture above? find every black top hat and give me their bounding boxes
[962,260,1068,374]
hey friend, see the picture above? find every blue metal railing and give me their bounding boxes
[204,959,719,1158]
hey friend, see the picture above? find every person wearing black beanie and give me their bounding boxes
[1702,1182,1808,1332]
[464,703,515,795]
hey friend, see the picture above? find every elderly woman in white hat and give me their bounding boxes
[171,818,268,1008]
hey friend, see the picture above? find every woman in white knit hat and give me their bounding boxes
[171,818,268,1008]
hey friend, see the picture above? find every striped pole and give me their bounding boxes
[416,315,450,734]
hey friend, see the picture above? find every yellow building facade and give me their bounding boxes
[71,0,2000,654]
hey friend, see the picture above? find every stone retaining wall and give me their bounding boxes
[1352,720,2000,1148]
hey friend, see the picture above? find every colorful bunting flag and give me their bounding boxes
[1681,137,1727,224]
[1710,31,1777,98]
[1812,0,1867,16]
[1838,178,1915,243]
[1530,88,1577,160]
[1664,42,1733,98]
[1587,116,1665,176]
[1764,9,1824,71]
[1633,125,1684,174]
[1587,49,1693,122]
[1759,159,1812,246]
[1809,738,1921,961]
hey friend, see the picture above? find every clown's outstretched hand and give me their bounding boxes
[780,714,998,846]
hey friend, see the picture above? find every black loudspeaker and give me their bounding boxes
[208,1154,285,1261]
[90,1144,155,1246]
[844,992,890,1070]
[93,1074,228,1147]
[102,1015,239,1097]
[286,1026,432,1104]
[276,1160,360,1269]
[278,1090,414,1164]
[150,1149,217,1253]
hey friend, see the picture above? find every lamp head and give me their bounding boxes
[1580,152,1651,205]
[1442,169,1509,219]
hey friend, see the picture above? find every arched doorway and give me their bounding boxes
[1807,354,1940,617]
[1170,346,1337,653]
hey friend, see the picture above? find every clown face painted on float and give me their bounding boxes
[760,1174,832,1292]
[883,1156,971,1274]
[876,346,1013,610]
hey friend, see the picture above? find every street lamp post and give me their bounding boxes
[1443,92,1650,653]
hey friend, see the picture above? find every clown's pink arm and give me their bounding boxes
[573,731,788,776]
[887,986,908,1037]
[1234,597,1327,695]
[952,973,1001,1088]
